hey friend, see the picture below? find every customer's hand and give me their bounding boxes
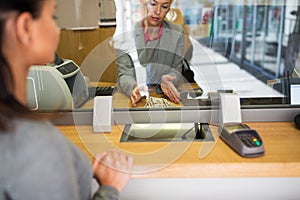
[93,149,134,192]
[160,75,180,103]
[130,86,142,106]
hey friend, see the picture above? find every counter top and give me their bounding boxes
[83,82,200,109]
[57,122,300,178]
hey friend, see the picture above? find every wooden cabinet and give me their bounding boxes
[56,27,117,83]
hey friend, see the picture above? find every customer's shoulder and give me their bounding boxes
[12,119,84,160]
[13,119,66,145]
[16,119,58,134]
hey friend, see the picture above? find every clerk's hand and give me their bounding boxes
[130,86,142,106]
[160,75,180,104]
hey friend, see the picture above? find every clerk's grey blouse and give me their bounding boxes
[116,20,185,96]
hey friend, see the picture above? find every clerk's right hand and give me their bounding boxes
[160,75,181,104]
[130,86,142,106]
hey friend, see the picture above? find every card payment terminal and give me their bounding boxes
[220,123,264,158]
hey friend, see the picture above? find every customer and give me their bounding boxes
[116,0,185,106]
[0,0,133,199]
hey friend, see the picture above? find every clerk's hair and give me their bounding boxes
[0,0,45,131]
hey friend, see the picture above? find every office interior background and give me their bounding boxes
[116,0,300,80]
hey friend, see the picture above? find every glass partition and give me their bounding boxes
[29,0,300,117]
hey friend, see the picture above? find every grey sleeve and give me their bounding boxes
[168,26,185,83]
[116,49,137,96]
[93,185,120,200]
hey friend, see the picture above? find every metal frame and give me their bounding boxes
[49,107,300,125]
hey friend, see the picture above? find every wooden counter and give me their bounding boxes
[57,122,300,179]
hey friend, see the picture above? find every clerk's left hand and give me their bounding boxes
[160,75,180,103]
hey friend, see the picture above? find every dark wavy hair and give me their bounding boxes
[0,0,45,131]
